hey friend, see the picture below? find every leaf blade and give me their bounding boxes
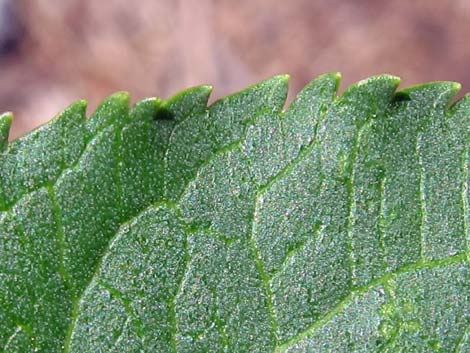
[1,74,470,352]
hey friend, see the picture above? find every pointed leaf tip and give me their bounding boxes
[321,71,342,85]
[0,111,13,125]
[199,84,213,94]
[331,71,342,86]
[316,72,342,92]
[274,74,290,83]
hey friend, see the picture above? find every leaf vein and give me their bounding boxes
[453,320,470,353]
[250,194,279,345]
[168,223,192,353]
[269,226,321,282]
[274,253,467,352]
[46,185,71,292]
[416,133,427,261]
[3,325,22,351]
[462,150,470,258]
[0,121,118,213]
[61,200,176,353]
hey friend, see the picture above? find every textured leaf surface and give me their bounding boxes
[1,74,470,352]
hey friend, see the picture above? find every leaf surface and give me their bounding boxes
[1,74,470,352]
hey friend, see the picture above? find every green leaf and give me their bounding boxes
[1,74,470,353]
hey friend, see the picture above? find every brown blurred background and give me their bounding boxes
[1,0,470,139]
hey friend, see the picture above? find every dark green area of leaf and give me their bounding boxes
[1,73,470,352]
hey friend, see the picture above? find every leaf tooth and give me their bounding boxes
[284,72,341,116]
[355,73,401,87]
[339,74,401,117]
[330,71,342,83]
[447,93,470,139]
[130,97,162,122]
[269,74,290,112]
[326,71,342,94]
[86,91,130,133]
[0,111,12,151]
[448,92,470,114]
[210,74,289,114]
[51,101,89,143]
[252,74,290,109]
[345,74,400,96]
[160,85,213,121]
[48,99,88,125]
[396,81,461,110]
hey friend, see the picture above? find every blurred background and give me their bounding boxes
[1,0,470,138]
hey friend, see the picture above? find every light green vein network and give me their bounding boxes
[1,73,470,353]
